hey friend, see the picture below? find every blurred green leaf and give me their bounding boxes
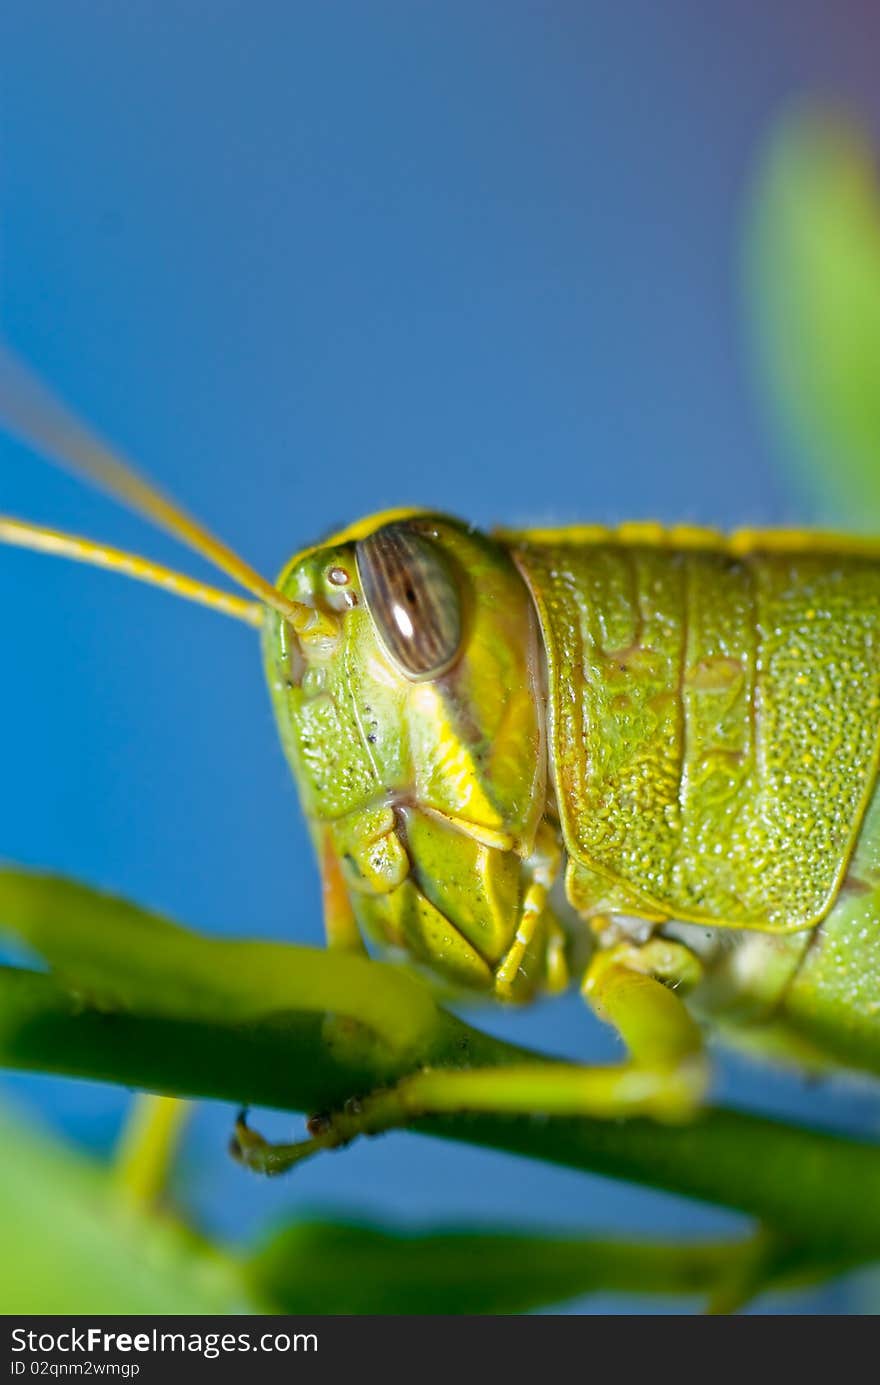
[744,108,880,524]
[246,1220,768,1315]
[4,1096,828,1316]
[0,1105,243,1314]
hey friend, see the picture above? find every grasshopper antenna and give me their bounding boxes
[0,515,264,626]
[0,344,312,629]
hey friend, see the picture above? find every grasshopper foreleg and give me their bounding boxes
[319,830,367,953]
[229,937,709,1176]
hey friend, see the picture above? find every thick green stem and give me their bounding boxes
[0,869,437,1052]
[2,965,879,1258]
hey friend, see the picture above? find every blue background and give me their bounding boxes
[2,2,880,1313]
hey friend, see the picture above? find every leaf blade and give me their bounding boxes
[744,108,880,525]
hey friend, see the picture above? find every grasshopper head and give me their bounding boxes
[0,352,566,994]
[263,511,562,997]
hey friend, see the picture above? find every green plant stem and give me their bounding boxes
[1,965,879,1259]
[0,869,437,1052]
[112,1094,190,1210]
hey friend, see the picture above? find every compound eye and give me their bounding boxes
[356,523,462,679]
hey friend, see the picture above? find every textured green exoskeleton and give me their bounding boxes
[263,510,880,1124]
[3,352,880,1162]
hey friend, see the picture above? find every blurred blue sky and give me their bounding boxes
[2,2,880,1313]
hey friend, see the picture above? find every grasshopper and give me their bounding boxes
[2,347,880,1174]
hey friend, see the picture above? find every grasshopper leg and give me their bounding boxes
[494,821,563,999]
[320,830,367,953]
[230,1109,323,1176]
[230,937,709,1177]
[578,937,709,1121]
[229,834,370,1169]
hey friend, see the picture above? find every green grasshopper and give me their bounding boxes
[3,347,880,1175]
